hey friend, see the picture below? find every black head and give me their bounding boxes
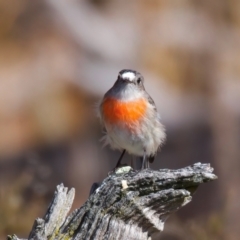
[117,69,144,88]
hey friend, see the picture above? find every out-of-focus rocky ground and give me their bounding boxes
[0,1,239,239]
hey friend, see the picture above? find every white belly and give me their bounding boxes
[103,117,165,157]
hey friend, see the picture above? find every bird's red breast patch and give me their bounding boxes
[102,97,147,125]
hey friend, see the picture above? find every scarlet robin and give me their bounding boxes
[99,69,166,169]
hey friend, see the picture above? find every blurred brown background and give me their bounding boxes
[0,0,240,239]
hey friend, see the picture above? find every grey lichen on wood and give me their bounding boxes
[8,163,217,240]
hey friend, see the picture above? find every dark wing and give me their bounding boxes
[147,94,157,163]
[147,94,157,112]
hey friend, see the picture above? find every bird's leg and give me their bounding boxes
[115,149,126,168]
[145,157,150,169]
[141,151,146,170]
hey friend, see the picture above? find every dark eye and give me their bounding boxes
[137,78,141,84]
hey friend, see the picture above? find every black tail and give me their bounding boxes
[149,155,155,163]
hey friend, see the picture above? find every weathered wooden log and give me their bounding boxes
[8,163,217,240]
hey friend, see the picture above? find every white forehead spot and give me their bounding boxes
[121,72,136,81]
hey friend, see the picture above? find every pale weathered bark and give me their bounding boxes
[8,163,217,240]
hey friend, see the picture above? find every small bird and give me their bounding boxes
[99,69,166,169]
